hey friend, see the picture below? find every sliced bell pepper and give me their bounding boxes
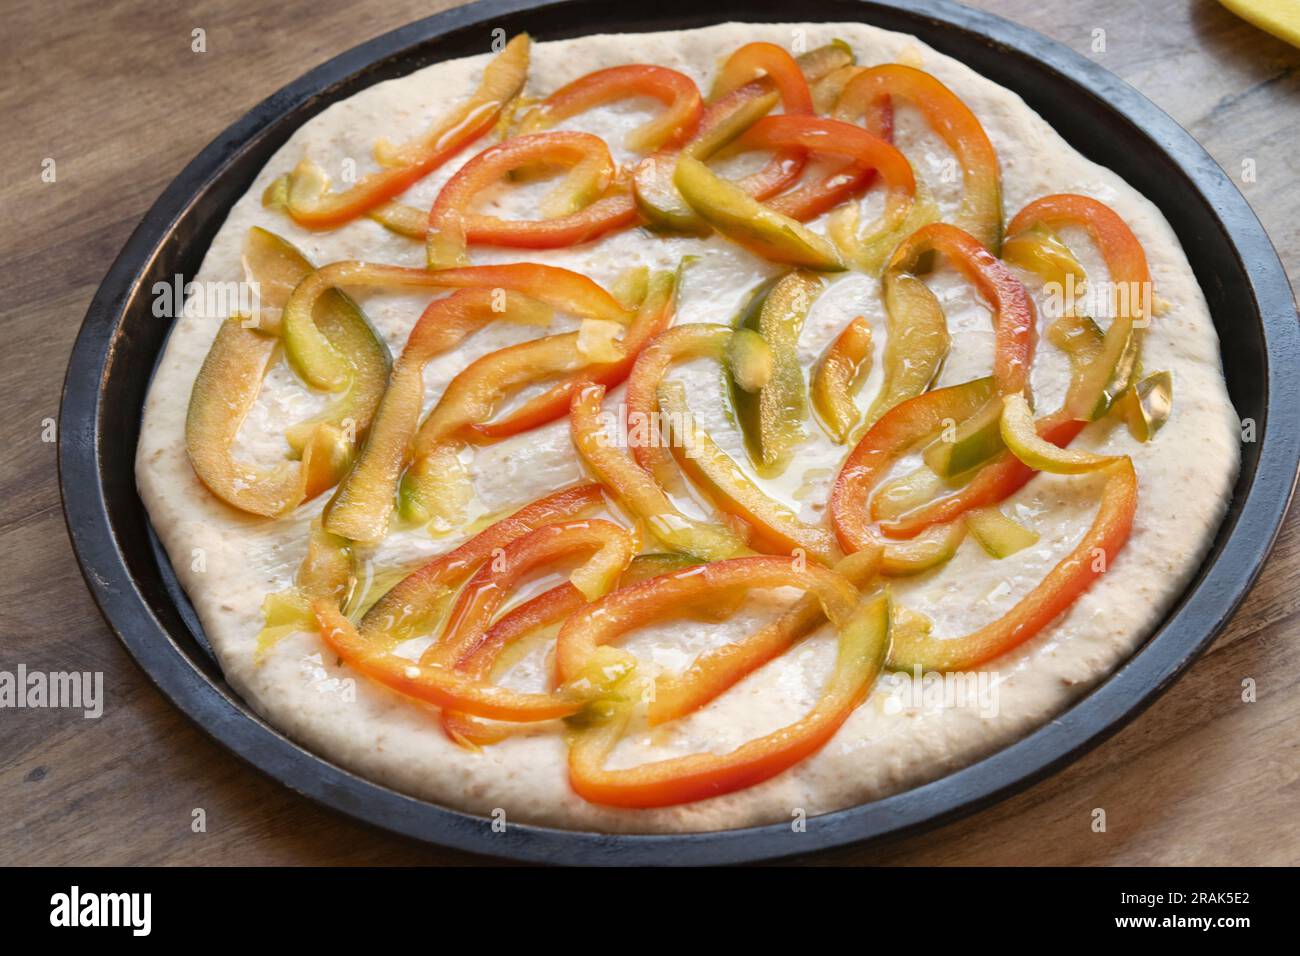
[872,222,1036,475]
[1114,370,1173,442]
[877,520,967,575]
[428,518,634,667]
[1006,194,1152,421]
[321,289,552,542]
[634,43,851,233]
[466,264,682,442]
[834,63,1002,253]
[658,379,837,562]
[965,506,1039,558]
[397,329,589,531]
[359,482,605,647]
[862,271,949,432]
[1000,393,1119,473]
[830,375,996,554]
[647,550,881,725]
[281,260,631,392]
[569,382,748,561]
[556,556,889,808]
[729,270,823,476]
[264,34,530,230]
[426,131,639,268]
[812,316,872,443]
[877,196,1151,538]
[889,458,1137,671]
[243,228,392,453]
[513,64,703,153]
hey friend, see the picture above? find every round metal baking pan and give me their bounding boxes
[59,0,1300,864]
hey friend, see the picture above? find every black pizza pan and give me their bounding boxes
[58,0,1300,865]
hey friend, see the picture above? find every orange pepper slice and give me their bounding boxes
[556,555,888,808]
[267,34,531,230]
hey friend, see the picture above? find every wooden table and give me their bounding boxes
[2,0,1296,866]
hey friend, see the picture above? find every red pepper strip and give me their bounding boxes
[358,483,605,645]
[570,383,748,561]
[633,43,818,232]
[830,376,997,554]
[398,330,592,529]
[266,34,530,230]
[763,100,894,223]
[556,556,888,808]
[424,519,633,743]
[282,261,632,391]
[440,581,588,748]
[835,64,1002,252]
[889,222,1036,395]
[736,114,916,240]
[649,549,881,725]
[465,266,681,442]
[878,196,1149,538]
[515,64,703,153]
[889,458,1137,671]
[426,132,639,268]
[439,552,701,748]
[315,600,581,722]
[428,518,635,667]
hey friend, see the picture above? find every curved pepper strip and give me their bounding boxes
[735,114,916,244]
[675,115,916,270]
[264,34,530,230]
[812,316,873,443]
[281,261,632,391]
[312,514,633,723]
[514,63,703,153]
[1007,193,1152,421]
[648,549,881,725]
[556,556,889,808]
[889,459,1137,671]
[626,322,834,561]
[359,483,605,646]
[321,289,552,542]
[426,131,639,268]
[397,329,591,530]
[865,222,1036,476]
[186,231,393,516]
[633,41,824,233]
[438,552,696,748]
[830,376,997,554]
[570,382,748,561]
[834,63,1002,253]
[878,195,1149,539]
[466,265,682,442]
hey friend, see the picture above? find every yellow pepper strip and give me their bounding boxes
[264,35,530,230]
[1000,393,1120,474]
[812,316,873,443]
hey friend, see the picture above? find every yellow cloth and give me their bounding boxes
[1219,0,1300,48]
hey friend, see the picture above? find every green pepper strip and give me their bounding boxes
[812,315,873,444]
[281,261,632,392]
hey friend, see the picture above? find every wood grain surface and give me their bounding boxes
[1,0,1296,866]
